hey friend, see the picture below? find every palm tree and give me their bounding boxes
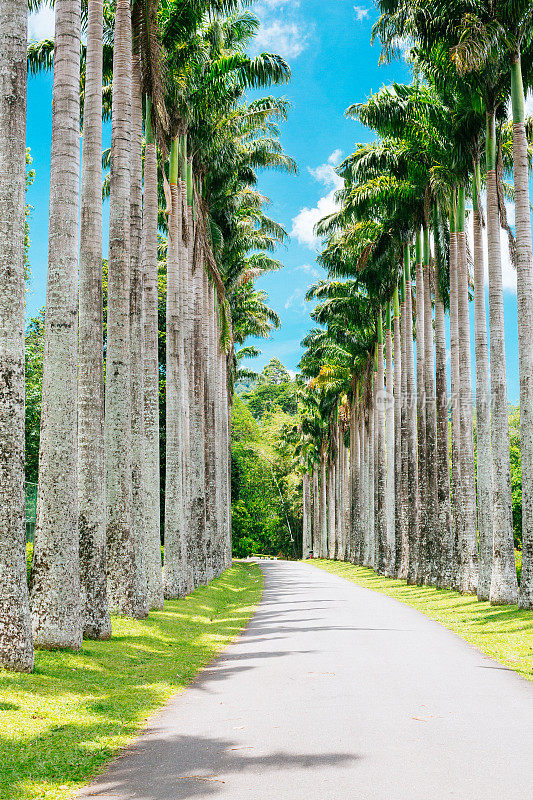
[423,228,438,585]
[385,301,396,575]
[105,0,141,616]
[78,0,111,639]
[0,0,34,671]
[31,0,83,649]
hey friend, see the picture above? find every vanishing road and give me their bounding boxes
[77,560,533,800]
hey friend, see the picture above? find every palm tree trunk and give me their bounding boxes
[423,228,438,586]
[203,263,216,580]
[163,137,188,598]
[142,99,163,609]
[415,230,427,584]
[320,444,327,558]
[399,278,409,579]
[349,392,360,563]
[303,472,312,558]
[405,245,419,585]
[327,446,336,560]
[485,113,518,603]
[104,0,141,616]
[129,43,148,618]
[433,222,452,589]
[393,287,402,576]
[312,466,320,558]
[455,186,480,594]
[472,163,493,601]
[449,205,462,588]
[385,302,395,575]
[359,408,367,566]
[31,0,82,647]
[510,55,533,609]
[78,0,111,639]
[0,0,34,670]
[376,321,387,574]
[366,386,375,567]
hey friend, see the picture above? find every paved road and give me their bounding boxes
[77,560,533,800]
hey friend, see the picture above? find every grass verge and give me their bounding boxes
[0,562,263,800]
[308,559,533,683]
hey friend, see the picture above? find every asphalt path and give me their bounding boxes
[76,560,533,799]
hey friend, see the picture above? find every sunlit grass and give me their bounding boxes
[308,559,533,683]
[0,562,263,800]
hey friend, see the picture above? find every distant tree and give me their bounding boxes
[259,358,292,385]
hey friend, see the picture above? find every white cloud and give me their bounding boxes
[287,369,297,379]
[328,149,343,166]
[284,287,308,313]
[353,5,369,22]
[295,263,320,279]
[28,6,54,41]
[291,152,344,249]
[254,19,309,59]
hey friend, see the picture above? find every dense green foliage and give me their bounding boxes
[231,360,302,558]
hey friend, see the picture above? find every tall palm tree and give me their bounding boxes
[0,0,34,671]
[105,0,140,616]
[78,0,111,640]
[31,0,83,649]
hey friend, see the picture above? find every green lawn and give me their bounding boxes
[0,562,263,800]
[308,559,533,683]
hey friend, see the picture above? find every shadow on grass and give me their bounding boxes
[0,563,263,800]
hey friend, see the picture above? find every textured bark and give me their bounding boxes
[366,390,375,567]
[203,267,217,581]
[423,251,438,586]
[129,46,148,618]
[415,240,427,584]
[473,181,493,601]
[485,119,518,603]
[141,130,163,609]
[434,269,452,589]
[31,0,82,648]
[398,293,409,579]
[327,448,336,560]
[376,335,387,574]
[455,194,479,594]
[163,172,188,598]
[312,467,320,557]
[105,0,138,616]
[449,224,461,588]
[191,241,208,584]
[359,410,367,566]
[0,0,34,670]
[510,56,533,609]
[303,473,312,558]
[320,446,327,558]
[349,400,360,564]
[405,263,419,585]
[393,292,402,577]
[78,0,111,639]
[385,311,395,575]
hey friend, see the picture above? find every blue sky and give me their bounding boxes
[26,0,526,402]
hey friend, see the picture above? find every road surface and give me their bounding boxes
[77,560,533,799]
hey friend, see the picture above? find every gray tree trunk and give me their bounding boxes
[456,204,480,594]
[105,0,139,616]
[486,115,518,603]
[349,399,360,564]
[393,292,402,577]
[473,190,493,601]
[449,225,462,588]
[163,173,188,598]
[129,45,148,618]
[415,244,427,584]
[31,0,82,649]
[312,466,320,557]
[376,337,387,574]
[510,57,533,609]
[303,472,312,559]
[399,292,409,578]
[0,0,34,670]
[78,0,111,639]
[424,254,438,585]
[320,446,327,557]
[434,267,452,588]
[141,127,163,609]
[385,314,395,575]
[405,263,419,585]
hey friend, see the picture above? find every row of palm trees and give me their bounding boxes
[299,0,533,609]
[0,0,294,672]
